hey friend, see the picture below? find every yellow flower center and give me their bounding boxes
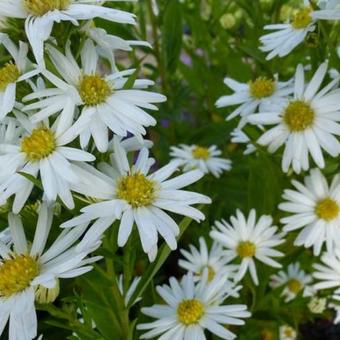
[116,172,156,208]
[284,327,295,337]
[0,254,40,297]
[292,7,313,29]
[249,77,276,99]
[177,299,205,325]
[79,75,112,106]
[0,63,20,91]
[283,100,315,132]
[21,128,56,162]
[24,0,70,16]
[192,146,210,160]
[315,197,339,221]
[200,265,215,282]
[237,241,256,258]
[287,279,302,294]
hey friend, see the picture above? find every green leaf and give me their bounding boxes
[161,0,183,72]
[18,172,43,190]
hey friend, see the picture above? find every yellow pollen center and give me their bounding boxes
[116,172,156,208]
[79,75,112,106]
[249,77,276,99]
[287,279,302,294]
[237,241,256,258]
[21,128,56,161]
[192,146,210,160]
[283,100,315,132]
[177,299,204,325]
[315,198,339,221]
[0,254,39,297]
[284,328,294,337]
[0,63,20,91]
[292,7,312,29]
[24,0,70,16]
[200,265,215,282]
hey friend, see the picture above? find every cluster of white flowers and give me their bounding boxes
[0,1,245,339]
[214,0,340,333]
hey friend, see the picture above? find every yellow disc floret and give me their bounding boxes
[116,172,156,208]
[283,100,315,132]
[249,77,276,99]
[24,0,70,16]
[237,241,256,258]
[21,128,56,162]
[287,278,302,294]
[192,146,210,160]
[177,299,205,325]
[315,197,339,221]
[0,63,20,91]
[79,75,112,106]
[292,7,312,29]
[200,265,215,282]
[0,254,39,297]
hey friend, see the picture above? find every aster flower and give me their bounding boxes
[230,128,256,155]
[0,112,99,213]
[279,325,297,340]
[0,0,136,66]
[313,249,340,292]
[313,0,340,20]
[248,62,340,174]
[215,74,293,127]
[210,209,285,285]
[270,262,313,302]
[81,21,152,72]
[0,203,102,340]
[178,237,238,282]
[23,40,166,151]
[259,0,317,60]
[170,144,232,178]
[0,33,39,119]
[279,168,340,255]
[61,137,211,260]
[137,272,250,340]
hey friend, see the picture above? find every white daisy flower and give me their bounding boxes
[270,262,313,302]
[82,21,152,72]
[0,0,136,66]
[279,325,297,340]
[0,33,39,119]
[248,62,340,174]
[0,228,11,244]
[314,0,340,19]
[313,249,340,292]
[23,40,166,151]
[230,128,256,155]
[259,0,317,60]
[0,111,98,213]
[0,203,102,340]
[0,117,23,145]
[61,137,211,260]
[137,272,250,340]
[215,74,293,127]
[170,144,232,178]
[279,168,340,255]
[210,209,285,285]
[178,237,238,282]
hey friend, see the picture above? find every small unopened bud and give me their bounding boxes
[35,280,60,304]
[308,296,327,314]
